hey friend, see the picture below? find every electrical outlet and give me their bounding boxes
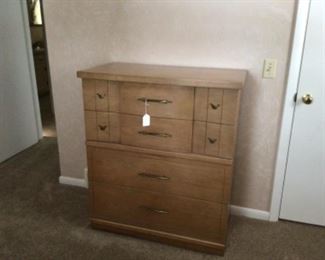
[263,59,277,78]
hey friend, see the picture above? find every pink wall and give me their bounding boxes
[43,0,296,211]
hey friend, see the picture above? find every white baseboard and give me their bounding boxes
[230,205,270,221]
[59,168,89,188]
[59,176,88,188]
[84,168,89,188]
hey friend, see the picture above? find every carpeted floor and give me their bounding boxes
[0,138,324,260]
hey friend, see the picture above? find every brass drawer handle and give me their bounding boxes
[210,103,220,110]
[140,206,169,214]
[98,125,107,131]
[138,131,172,138]
[208,137,217,144]
[96,93,105,99]
[138,172,170,180]
[137,97,172,104]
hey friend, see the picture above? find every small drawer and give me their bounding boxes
[205,123,221,156]
[91,183,224,243]
[84,111,120,142]
[120,114,192,153]
[192,122,235,159]
[88,147,231,203]
[83,79,109,111]
[194,88,239,125]
[119,82,194,120]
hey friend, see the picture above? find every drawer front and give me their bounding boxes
[89,147,229,203]
[91,183,224,242]
[84,111,120,142]
[83,79,109,111]
[194,88,239,125]
[119,82,194,120]
[120,114,192,152]
[192,122,235,159]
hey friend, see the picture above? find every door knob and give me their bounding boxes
[302,94,313,104]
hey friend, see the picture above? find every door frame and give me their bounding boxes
[269,0,311,221]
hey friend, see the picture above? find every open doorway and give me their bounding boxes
[26,0,56,137]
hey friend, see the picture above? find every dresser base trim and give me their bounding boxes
[91,218,225,255]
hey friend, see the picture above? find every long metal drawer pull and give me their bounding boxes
[137,97,172,104]
[140,206,169,214]
[138,172,170,180]
[210,103,220,110]
[138,131,172,138]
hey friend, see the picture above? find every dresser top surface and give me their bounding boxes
[77,62,247,89]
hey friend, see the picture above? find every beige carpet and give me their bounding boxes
[0,138,324,260]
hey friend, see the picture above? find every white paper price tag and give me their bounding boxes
[142,98,150,127]
[142,113,150,127]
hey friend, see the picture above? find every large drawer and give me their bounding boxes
[88,147,231,203]
[120,114,192,153]
[119,82,194,120]
[84,112,194,153]
[82,79,194,120]
[91,183,225,243]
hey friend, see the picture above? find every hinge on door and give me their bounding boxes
[293,93,297,102]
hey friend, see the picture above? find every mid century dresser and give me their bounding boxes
[77,63,246,254]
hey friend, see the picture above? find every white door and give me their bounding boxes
[0,0,42,163]
[280,0,325,226]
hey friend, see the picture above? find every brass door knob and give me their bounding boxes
[302,94,313,104]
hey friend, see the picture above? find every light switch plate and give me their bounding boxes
[263,59,277,78]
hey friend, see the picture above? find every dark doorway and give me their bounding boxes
[26,0,56,137]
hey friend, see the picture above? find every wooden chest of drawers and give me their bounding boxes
[77,62,247,255]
